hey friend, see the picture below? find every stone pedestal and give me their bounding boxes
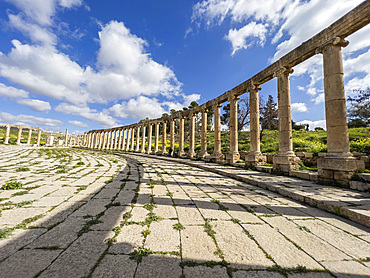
[273,154,300,173]
[226,152,240,164]
[317,155,365,184]
[245,152,267,167]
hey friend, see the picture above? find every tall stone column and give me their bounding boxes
[273,68,300,172]
[98,132,103,149]
[226,95,240,164]
[27,129,32,145]
[126,129,131,151]
[117,129,122,150]
[130,127,135,151]
[178,117,185,157]
[36,129,41,146]
[4,125,10,144]
[317,38,364,182]
[199,109,209,158]
[147,124,153,154]
[169,120,175,156]
[246,86,266,167]
[17,128,22,145]
[122,129,127,150]
[105,131,110,150]
[161,121,167,155]
[135,126,141,152]
[154,123,159,153]
[211,104,223,161]
[141,125,146,153]
[101,132,106,150]
[83,132,87,147]
[95,132,100,149]
[188,113,196,158]
[65,128,69,147]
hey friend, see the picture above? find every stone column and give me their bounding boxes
[147,124,153,154]
[130,127,135,151]
[110,130,114,150]
[154,123,159,153]
[105,131,110,150]
[178,117,185,157]
[98,132,103,149]
[211,104,223,161]
[16,127,22,145]
[65,128,69,147]
[135,126,141,152]
[246,86,266,167]
[273,68,300,172]
[95,132,100,149]
[226,95,240,164]
[199,109,209,158]
[117,129,122,150]
[317,38,364,182]
[36,129,41,146]
[27,129,32,145]
[188,113,196,158]
[4,125,10,144]
[126,129,131,151]
[121,129,126,150]
[169,120,175,156]
[161,121,167,155]
[141,125,146,153]
[101,130,107,150]
[83,132,87,147]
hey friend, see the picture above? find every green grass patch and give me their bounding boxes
[2,180,23,190]
[16,167,30,172]
[0,227,13,239]
[173,223,185,231]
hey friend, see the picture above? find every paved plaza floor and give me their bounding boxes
[0,146,369,277]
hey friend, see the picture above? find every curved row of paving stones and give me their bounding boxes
[0,147,369,277]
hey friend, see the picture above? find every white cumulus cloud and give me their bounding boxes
[69,120,89,128]
[0,112,62,127]
[17,99,51,112]
[291,102,307,112]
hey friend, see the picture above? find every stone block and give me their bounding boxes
[360,156,369,163]
[289,170,310,180]
[225,152,240,164]
[358,173,370,183]
[296,152,305,158]
[317,157,365,171]
[245,153,267,167]
[309,172,318,181]
[349,181,370,192]
[304,152,313,158]
[333,170,354,182]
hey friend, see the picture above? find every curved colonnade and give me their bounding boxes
[84,1,370,183]
[0,123,42,146]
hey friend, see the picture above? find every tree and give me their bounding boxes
[260,94,278,131]
[292,121,308,131]
[347,87,370,125]
[221,96,250,131]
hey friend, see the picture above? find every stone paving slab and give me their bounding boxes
[142,154,370,227]
[1,148,370,277]
[91,254,136,278]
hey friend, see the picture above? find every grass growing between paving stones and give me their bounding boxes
[0,227,13,239]
[1,180,23,190]
[173,223,185,231]
[16,167,30,172]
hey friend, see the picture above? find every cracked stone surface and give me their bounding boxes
[0,147,369,277]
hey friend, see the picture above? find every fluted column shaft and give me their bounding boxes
[162,122,167,155]
[188,114,196,158]
[154,123,159,153]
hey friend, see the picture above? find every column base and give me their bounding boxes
[210,151,224,162]
[188,151,196,159]
[146,150,152,155]
[177,150,186,157]
[245,152,267,167]
[198,151,209,159]
[273,154,300,173]
[226,152,240,164]
[317,154,365,184]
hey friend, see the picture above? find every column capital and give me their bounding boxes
[249,84,261,92]
[274,66,293,78]
[227,93,240,102]
[316,37,349,54]
[213,103,222,109]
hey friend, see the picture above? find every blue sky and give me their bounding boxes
[0,0,369,134]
